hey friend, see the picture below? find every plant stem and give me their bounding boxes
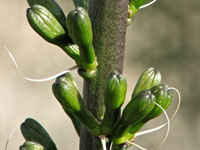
[79,0,128,150]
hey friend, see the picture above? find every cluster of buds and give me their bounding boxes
[26,0,153,71]
[20,67,173,150]
[26,0,97,71]
[111,68,172,146]
[19,0,177,150]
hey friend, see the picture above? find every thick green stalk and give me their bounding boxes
[79,0,128,150]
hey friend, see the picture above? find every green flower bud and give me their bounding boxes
[26,4,81,63]
[126,84,173,140]
[27,4,66,45]
[122,90,156,126]
[53,73,81,136]
[66,7,97,71]
[20,118,57,150]
[101,73,127,135]
[52,73,100,136]
[104,73,127,110]
[145,84,173,120]
[20,141,44,150]
[112,90,156,145]
[131,67,161,98]
[27,0,67,30]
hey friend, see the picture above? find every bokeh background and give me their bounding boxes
[0,0,199,149]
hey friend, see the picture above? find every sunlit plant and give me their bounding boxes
[5,0,181,150]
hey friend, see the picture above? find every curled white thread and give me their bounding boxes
[153,102,170,145]
[126,103,170,150]
[126,141,148,150]
[169,87,181,120]
[132,103,170,149]
[139,0,157,9]
[99,136,107,150]
[4,46,79,82]
[4,127,16,150]
[135,87,181,138]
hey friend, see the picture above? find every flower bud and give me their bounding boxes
[112,90,155,145]
[101,73,127,135]
[66,7,97,71]
[122,90,156,126]
[27,4,66,45]
[27,0,67,30]
[145,84,173,120]
[104,73,127,110]
[131,67,161,98]
[20,118,57,150]
[126,84,173,140]
[52,73,100,136]
[27,4,82,63]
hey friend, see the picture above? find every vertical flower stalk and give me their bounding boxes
[79,0,129,150]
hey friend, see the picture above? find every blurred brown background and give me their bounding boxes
[0,0,199,149]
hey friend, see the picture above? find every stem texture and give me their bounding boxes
[80,0,128,150]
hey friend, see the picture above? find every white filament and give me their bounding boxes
[139,0,157,9]
[4,46,79,82]
[4,127,16,150]
[135,87,181,139]
[109,142,113,150]
[127,103,169,150]
[126,141,148,150]
[169,87,181,120]
[99,136,107,150]
[135,102,170,146]
[154,102,170,145]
